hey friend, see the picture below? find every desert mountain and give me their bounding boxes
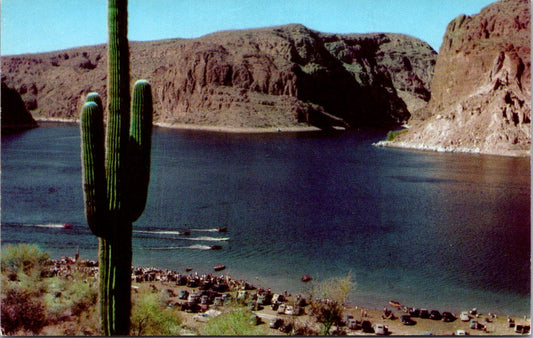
[1,82,37,132]
[386,0,530,156]
[1,24,436,130]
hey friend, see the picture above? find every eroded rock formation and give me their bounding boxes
[1,24,436,130]
[389,0,530,156]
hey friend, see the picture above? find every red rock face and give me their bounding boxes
[1,24,436,130]
[394,0,530,156]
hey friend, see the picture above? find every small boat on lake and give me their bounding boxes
[389,300,402,309]
[63,223,73,229]
[301,275,312,282]
[178,230,191,236]
[210,245,223,250]
[217,227,228,232]
[185,267,193,272]
[213,264,226,271]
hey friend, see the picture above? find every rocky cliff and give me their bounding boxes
[1,24,436,130]
[1,82,38,132]
[386,0,530,156]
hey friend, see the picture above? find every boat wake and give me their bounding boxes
[182,236,229,242]
[32,224,68,229]
[134,230,189,236]
[190,228,220,232]
[133,230,229,241]
[143,245,214,250]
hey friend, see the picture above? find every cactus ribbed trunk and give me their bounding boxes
[102,0,132,335]
[80,0,153,335]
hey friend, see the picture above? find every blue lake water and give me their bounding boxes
[1,123,530,316]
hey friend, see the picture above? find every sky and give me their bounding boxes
[2,0,496,56]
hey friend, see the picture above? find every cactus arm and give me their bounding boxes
[80,100,108,237]
[128,80,153,222]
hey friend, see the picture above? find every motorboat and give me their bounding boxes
[389,300,402,309]
[63,223,73,229]
[210,245,223,250]
[301,275,312,282]
[213,264,226,271]
[217,227,228,232]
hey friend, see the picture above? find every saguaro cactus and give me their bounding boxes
[80,0,153,335]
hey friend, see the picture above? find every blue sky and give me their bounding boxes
[2,0,496,56]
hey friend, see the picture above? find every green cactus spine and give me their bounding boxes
[80,0,153,335]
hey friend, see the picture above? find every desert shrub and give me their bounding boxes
[308,274,355,335]
[130,291,182,335]
[386,129,408,142]
[1,288,47,335]
[44,275,98,321]
[1,243,49,276]
[202,308,268,336]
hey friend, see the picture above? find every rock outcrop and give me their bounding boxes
[1,81,38,132]
[1,24,436,130]
[387,0,530,156]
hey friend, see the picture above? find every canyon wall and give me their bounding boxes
[388,0,530,156]
[1,24,436,130]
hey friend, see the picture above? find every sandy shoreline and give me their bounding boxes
[374,140,531,158]
[49,258,531,335]
[35,118,322,134]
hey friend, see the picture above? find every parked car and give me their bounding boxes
[344,314,354,325]
[470,319,486,330]
[214,296,224,306]
[347,319,360,330]
[460,311,470,322]
[419,309,430,319]
[515,324,531,334]
[374,324,389,335]
[401,315,416,325]
[187,293,199,303]
[272,294,285,303]
[269,318,283,329]
[409,308,420,317]
[361,320,374,333]
[441,312,456,322]
[178,289,189,300]
[429,310,442,320]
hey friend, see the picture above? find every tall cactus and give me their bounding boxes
[80,0,153,335]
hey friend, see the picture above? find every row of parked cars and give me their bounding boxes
[397,307,457,326]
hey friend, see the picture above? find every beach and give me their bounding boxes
[49,257,531,336]
[35,118,323,134]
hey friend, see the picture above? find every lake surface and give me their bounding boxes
[1,123,530,316]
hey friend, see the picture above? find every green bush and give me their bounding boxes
[130,292,182,335]
[202,308,269,336]
[309,274,355,335]
[386,129,408,142]
[1,244,49,276]
[44,275,98,320]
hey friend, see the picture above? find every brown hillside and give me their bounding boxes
[389,0,531,156]
[1,24,436,130]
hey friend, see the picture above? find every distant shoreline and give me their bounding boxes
[35,118,321,134]
[34,118,531,157]
[373,140,531,158]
